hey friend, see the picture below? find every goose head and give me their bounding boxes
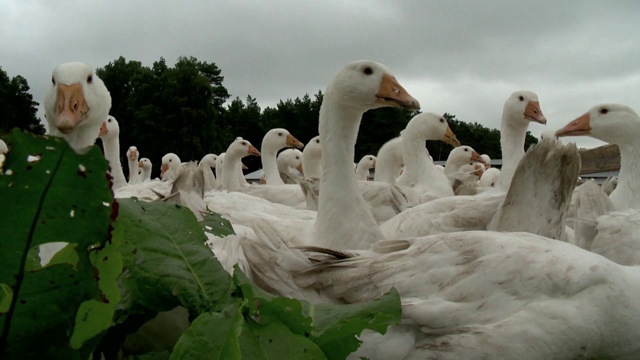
[503,90,547,127]
[302,135,322,178]
[325,60,420,112]
[555,104,640,145]
[98,116,119,140]
[199,154,218,169]
[448,145,485,167]
[406,112,460,146]
[481,154,492,168]
[278,148,304,174]
[227,138,261,159]
[262,128,304,153]
[127,146,139,162]
[160,153,182,181]
[138,158,152,171]
[44,62,111,153]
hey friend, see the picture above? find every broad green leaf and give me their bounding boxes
[239,316,326,360]
[114,198,234,314]
[46,243,79,267]
[71,230,124,349]
[233,267,402,359]
[0,284,12,313]
[170,303,243,360]
[201,211,235,237]
[0,130,113,359]
[310,289,401,359]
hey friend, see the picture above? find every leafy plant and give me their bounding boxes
[0,130,401,359]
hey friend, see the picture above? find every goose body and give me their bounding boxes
[43,62,111,154]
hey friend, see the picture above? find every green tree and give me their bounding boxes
[96,56,230,178]
[0,67,44,136]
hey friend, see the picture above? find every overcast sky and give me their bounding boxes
[3,0,640,150]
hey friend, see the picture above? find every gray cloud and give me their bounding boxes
[2,0,639,150]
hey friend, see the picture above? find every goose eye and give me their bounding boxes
[600,108,609,115]
[241,141,247,146]
[363,67,373,75]
[315,139,320,143]
[464,148,468,152]
[278,133,283,136]
[87,74,93,84]
[440,118,445,123]
[51,77,55,85]
[518,96,524,101]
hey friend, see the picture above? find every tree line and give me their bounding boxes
[1,57,537,177]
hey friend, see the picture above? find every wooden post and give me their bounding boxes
[578,144,620,175]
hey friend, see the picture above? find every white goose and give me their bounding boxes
[214,152,225,189]
[374,136,404,183]
[276,148,304,183]
[127,146,141,184]
[160,153,182,182]
[301,135,322,179]
[260,128,304,185]
[379,90,547,239]
[239,130,307,208]
[43,62,111,154]
[199,153,218,192]
[395,112,460,199]
[138,158,152,182]
[245,60,420,253]
[98,116,127,190]
[556,104,640,265]
[355,155,376,181]
[444,145,485,182]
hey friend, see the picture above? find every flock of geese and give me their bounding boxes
[21,60,640,359]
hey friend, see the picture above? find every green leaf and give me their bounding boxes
[239,316,326,360]
[0,130,113,359]
[114,198,234,314]
[0,284,12,313]
[310,289,401,359]
[201,211,235,237]
[170,303,243,360]
[233,267,402,359]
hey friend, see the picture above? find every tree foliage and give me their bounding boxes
[0,67,44,136]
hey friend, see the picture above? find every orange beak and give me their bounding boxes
[128,149,138,160]
[470,150,484,164]
[138,160,144,167]
[376,73,420,110]
[296,163,304,175]
[54,83,89,134]
[99,121,108,136]
[524,101,547,125]
[556,112,591,137]
[160,163,169,178]
[441,127,461,147]
[286,134,304,149]
[248,145,261,156]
